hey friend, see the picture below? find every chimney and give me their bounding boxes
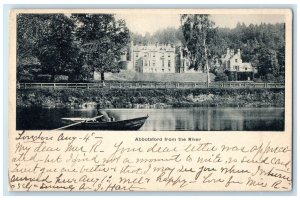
[179,46,183,58]
[237,49,241,57]
[226,48,230,55]
[230,49,234,56]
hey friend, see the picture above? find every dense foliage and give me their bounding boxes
[130,27,185,46]
[180,14,214,73]
[214,22,285,79]
[71,14,130,82]
[17,14,83,81]
[180,15,285,81]
[17,14,130,82]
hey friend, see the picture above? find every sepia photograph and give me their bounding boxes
[16,13,285,131]
[16,11,286,131]
[8,8,293,192]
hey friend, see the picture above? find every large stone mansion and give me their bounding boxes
[120,42,200,74]
[128,42,176,73]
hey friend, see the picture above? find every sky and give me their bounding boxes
[115,14,285,35]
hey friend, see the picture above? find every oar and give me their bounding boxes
[52,115,104,131]
[52,121,84,131]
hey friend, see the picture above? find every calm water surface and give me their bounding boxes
[16,107,284,131]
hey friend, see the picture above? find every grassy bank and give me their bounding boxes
[17,88,285,108]
[102,70,216,82]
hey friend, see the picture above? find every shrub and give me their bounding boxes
[54,75,69,82]
[137,97,148,104]
[277,75,285,83]
[253,77,263,82]
[17,87,285,108]
[265,73,276,82]
[214,72,228,82]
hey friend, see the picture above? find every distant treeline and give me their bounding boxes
[130,27,185,46]
[131,22,285,81]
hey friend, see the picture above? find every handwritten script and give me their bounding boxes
[9,131,292,191]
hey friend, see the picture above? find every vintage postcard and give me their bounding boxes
[8,8,293,191]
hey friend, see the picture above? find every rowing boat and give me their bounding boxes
[56,115,148,130]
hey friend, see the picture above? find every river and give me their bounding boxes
[16,107,284,131]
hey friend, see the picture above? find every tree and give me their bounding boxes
[130,27,185,46]
[17,14,83,81]
[277,45,285,74]
[17,14,38,62]
[130,32,147,45]
[152,27,185,45]
[256,47,280,79]
[180,14,215,85]
[17,14,46,79]
[72,14,130,83]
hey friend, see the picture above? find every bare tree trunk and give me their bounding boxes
[203,37,210,87]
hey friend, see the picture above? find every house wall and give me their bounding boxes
[130,44,176,73]
[238,63,253,72]
[229,54,243,71]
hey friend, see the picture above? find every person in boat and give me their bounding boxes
[96,104,114,122]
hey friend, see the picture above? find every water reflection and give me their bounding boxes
[17,107,284,131]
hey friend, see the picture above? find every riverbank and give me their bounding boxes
[17,88,285,108]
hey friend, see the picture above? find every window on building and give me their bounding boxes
[169,69,171,72]
[162,69,164,72]
[135,61,139,67]
[235,59,238,62]
[162,54,164,58]
[135,53,139,57]
[153,61,155,67]
[245,67,247,71]
[144,61,147,67]
[168,60,171,67]
[168,54,170,57]
[153,54,155,58]
[162,61,164,67]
